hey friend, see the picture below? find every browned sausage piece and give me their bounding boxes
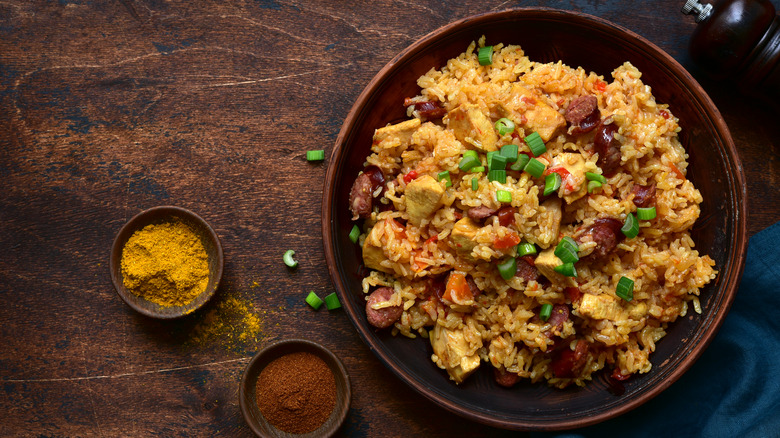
[493,366,522,388]
[349,165,385,220]
[403,98,447,121]
[594,122,622,176]
[467,206,498,221]
[365,287,403,329]
[496,206,514,227]
[466,275,481,300]
[577,218,625,258]
[515,256,540,282]
[547,304,570,335]
[551,339,589,378]
[565,95,600,135]
[631,183,656,208]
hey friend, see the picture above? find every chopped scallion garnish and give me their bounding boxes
[500,144,518,162]
[524,158,546,178]
[306,150,325,161]
[553,262,577,277]
[637,206,657,220]
[585,172,607,184]
[524,132,546,157]
[478,45,494,66]
[495,118,515,136]
[463,150,479,160]
[469,166,485,173]
[510,154,530,171]
[348,225,360,244]
[471,177,479,191]
[496,189,512,204]
[488,169,507,184]
[497,257,517,280]
[458,155,480,172]
[305,291,323,309]
[587,180,603,193]
[616,276,634,301]
[554,237,580,264]
[543,172,562,196]
[516,242,537,257]
[437,170,452,187]
[283,249,298,268]
[621,212,639,238]
[324,292,342,310]
[540,303,553,321]
[489,153,508,171]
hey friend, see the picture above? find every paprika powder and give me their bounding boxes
[256,351,336,434]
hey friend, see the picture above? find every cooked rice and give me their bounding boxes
[353,37,716,388]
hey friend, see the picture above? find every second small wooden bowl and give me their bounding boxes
[239,339,351,438]
[109,206,224,319]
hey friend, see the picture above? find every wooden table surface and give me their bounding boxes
[2,1,778,436]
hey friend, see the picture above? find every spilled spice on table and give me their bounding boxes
[188,295,264,353]
[256,351,336,434]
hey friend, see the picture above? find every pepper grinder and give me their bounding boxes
[682,0,780,101]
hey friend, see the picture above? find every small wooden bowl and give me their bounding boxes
[109,206,224,319]
[239,339,351,438]
[322,7,747,432]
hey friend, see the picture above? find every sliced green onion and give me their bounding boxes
[616,276,634,301]
[524,158,546,178]
[621,212,639,238]
[524,132,546,157]
[469,166,485,173]
[283,249,298,268]
[543,172,562,196]
[497,257,517,280]
[495,117,515,136]
[516,242,537,257]
[587,180,603,193]
[471,177,479,191]
[489,152,508,171]
[305,291,323,309]
[458,155,480,172]
[585,172,607,184]
[553,262,577,277]
[437,170,452,187]
[510,154,530,171]
[496,189,512,204]
[637,206,657,220]
[463,150,479,160]
[488,169,506,184]
[324,292,342,310]
[540,303,553,321]
[478,45,494,66]
[306,149,325,161]
[500,144,518,162]
[348,225,360,244]
[554,237,580,264]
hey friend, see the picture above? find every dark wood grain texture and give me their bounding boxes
[1,1,778,437]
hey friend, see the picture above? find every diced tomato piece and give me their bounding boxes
[403,170,419,184]
[443,272,472,303]
[610,367,632,381]
[494,232,521,250]
[564,286,583,303]
[595,80,607,92]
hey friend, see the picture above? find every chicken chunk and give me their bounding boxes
[446,104,499,152]
[534,247,577,287]
[450,217,480,255]
[548,152,588,204]
[430,322,481,383]
[405,174,445,226]
[361,222,394,274]
[373,118,421,149]
[577,293,624,321]
[497,83,566,142]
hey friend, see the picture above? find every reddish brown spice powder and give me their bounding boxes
[256,351,336,434]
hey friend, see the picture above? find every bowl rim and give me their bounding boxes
[109,205,224,319]
[322,7,747,431]
[239,338,352,438]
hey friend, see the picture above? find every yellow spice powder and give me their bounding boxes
[120,220,209,307]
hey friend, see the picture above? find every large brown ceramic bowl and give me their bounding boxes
[322,8,747,431]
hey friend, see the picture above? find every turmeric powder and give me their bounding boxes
[120,219,209,307]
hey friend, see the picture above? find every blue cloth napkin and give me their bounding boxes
[534,221,780,438]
